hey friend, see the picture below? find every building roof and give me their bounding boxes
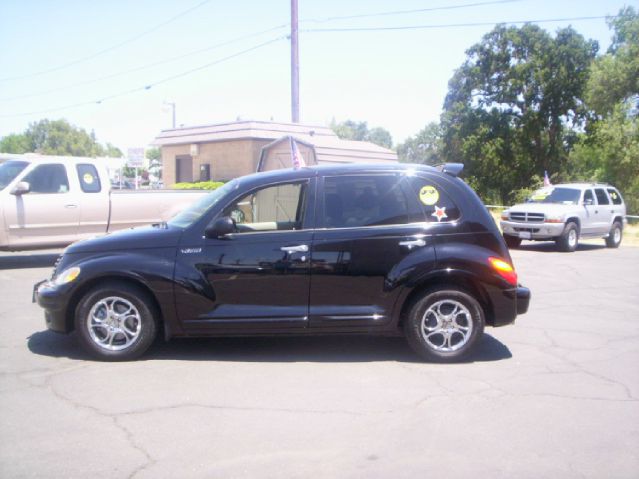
[153,120,398,163]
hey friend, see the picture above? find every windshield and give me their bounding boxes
[527,187,581,205]
[0,160,29,191]
[168,179,239,228]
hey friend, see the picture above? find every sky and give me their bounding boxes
[0,0,633,153]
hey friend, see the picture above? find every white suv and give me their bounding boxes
[500,183,626,252]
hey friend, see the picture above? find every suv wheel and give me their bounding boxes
[404,288,485,362]
[605,221,622,248]
[503,234,522,249]
[556,222,579,252]
[75,282,157,361]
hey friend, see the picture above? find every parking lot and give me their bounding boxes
[1,243,638,478]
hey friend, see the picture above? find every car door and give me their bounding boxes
[4,163,80,248]
[593,188,613,234]
[174,179,314,333]
[581,189,598,236]
[309,173,436,329]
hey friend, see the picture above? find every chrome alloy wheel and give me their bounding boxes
[568,228,578,248]
[87,296,142,351]
[614,227,621,244]
[420,299,473,352]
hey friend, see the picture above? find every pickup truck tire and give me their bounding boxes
[605,221,623,248]
[75,282,157,361]
[556,222,579,253]
[503,234,522,249]
[404,288,485,362]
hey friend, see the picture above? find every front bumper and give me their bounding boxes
[501,220,565,240]
[33,280,74,334]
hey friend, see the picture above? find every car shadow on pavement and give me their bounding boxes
[27,330,512,363]
[515,242,605,253]
[0,253,59,270]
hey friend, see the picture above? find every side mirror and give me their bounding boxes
[205,216,236,239]
[583,199,593,206]
[11,181,30,196]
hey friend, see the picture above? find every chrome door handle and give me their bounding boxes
[64,204,78,208]
[280,244,309,254]
[399,239,426,249]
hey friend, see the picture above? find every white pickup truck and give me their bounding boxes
[0,154,208,251]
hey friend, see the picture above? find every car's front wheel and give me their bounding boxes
[75,282,157,361]
[503,234,522,249]
[404,288,485,362]
[556,222,579,252]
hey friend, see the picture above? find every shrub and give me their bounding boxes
[171,181,225,190]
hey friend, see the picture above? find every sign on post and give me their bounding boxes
[126,147,145,168]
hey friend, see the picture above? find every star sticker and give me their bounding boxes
[432,205,447,222]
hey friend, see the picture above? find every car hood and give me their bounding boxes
[507,202,578,215]
[65,224,184,254]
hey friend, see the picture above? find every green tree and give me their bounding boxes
[397,122,442,164]
[330,119,393,148]
[569,7,639,213]
[441,24,597,204]
[0,119,122,157]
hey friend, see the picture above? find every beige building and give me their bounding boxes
[153,120,397,186]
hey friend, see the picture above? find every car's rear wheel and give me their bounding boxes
[503,234,522,249]
[75,282,157,361]
[404,288,485,362]
[605,221,622,248]
[556,222,579,252]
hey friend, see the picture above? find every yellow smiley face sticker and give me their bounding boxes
[419,185,440,206]
[83,173,94,184]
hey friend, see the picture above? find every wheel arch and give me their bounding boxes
[65,274,164,335]
[565,217,581,231]
[397,271,494,328]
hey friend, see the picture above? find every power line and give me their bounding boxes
[0,24,288,103]
[301,15,612,32]
[0,36,285,119]
[301,0,525,23]
[0,0,213,82]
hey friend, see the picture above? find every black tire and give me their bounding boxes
[605,221,623,248]
[75,282,158,361]
[503,234,522,249]
[404,288,485,362]
[556,222,579,252]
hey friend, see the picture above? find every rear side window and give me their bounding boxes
[76,164,101,193]
[23,164,69,194]
[594,188,610,205]
[322,175,409,228]
[405,176,461,223]
[607,188,623,205]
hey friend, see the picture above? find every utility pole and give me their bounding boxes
[291,0,300,123]
[164,101,176,128]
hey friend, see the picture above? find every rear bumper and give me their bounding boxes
[516,286,531,315]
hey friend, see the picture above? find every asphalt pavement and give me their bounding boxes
[1,242,638,478]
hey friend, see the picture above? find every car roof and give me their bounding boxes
[237,162,442,186]
[546,183,615,189]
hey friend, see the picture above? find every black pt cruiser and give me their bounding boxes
[34,163,530,362]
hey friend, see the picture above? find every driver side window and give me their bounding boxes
[223,182,307,233]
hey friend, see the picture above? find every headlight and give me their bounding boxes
[544,215,564,224]
[53,266,81,286]
[500,211,509,220]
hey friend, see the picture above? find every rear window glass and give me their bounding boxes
[405,176,461,223]
[322,175,409,228]
[607,188,623,205]
[76,164,101,193]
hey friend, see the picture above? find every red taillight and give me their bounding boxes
[488,257,518,286]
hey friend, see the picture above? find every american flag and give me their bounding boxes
[290,137,306,169]
[543,170,552,186]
